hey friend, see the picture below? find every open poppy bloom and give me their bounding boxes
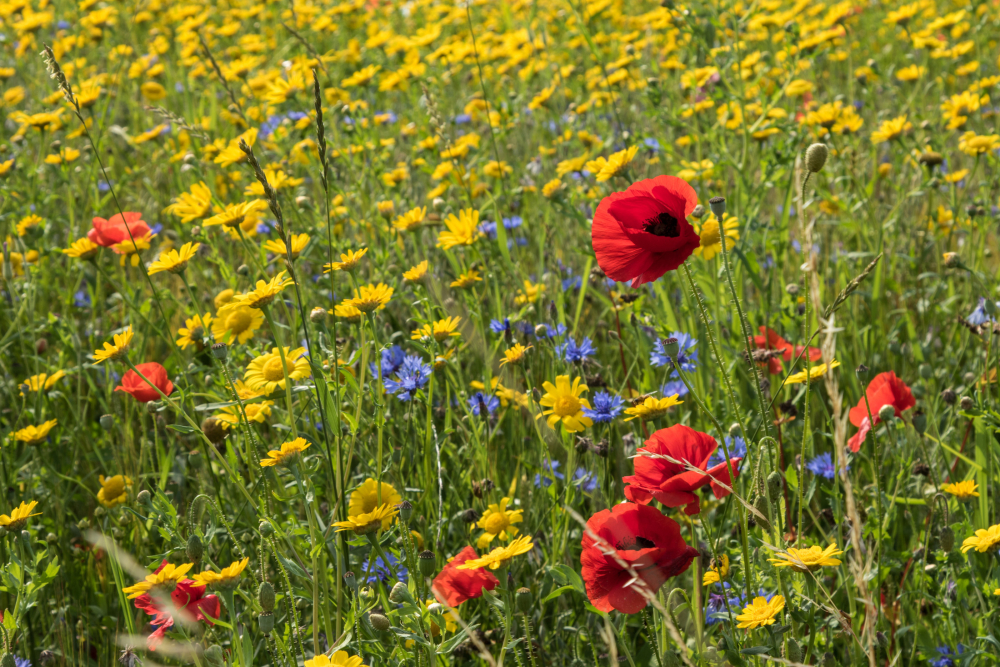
[623,424,742,515]
[750,326,822,375]
[115,362,174,403]
[580,502,698,613]
[432,545,500,607]
[88,212,151,248]
[132,561,220,651]
[591,175,701,287]
[847,371,914,452]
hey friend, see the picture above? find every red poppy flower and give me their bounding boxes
[580,502,697,614]
[88,212,150,248]
[115,362,174,403]
[591,175,702,287]
[750,326,822,375]
[133,562,220,651]
[432,546,499,607]
[622,424,741,515]
[847,371,914,452]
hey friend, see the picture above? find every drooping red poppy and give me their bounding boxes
[432,545,499,607]
[580,502,698,614]
[622,424,742,515]
[133,562,220,651]
[88,212,150,248]
[749,326,822,375]
[116,362,174,403]
[591,175,702,287]
[847,371,914,452]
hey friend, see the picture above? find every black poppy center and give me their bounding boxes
[643,212,680,237]
[616,535,656,550]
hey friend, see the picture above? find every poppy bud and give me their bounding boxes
[35,337,47,354]
[2,657,17,667]
[753,495,772,531]
[918,363,932,379]
[690,204,705,219]
[785,638,803,662]
[960,396,974,411]
[728,423,741,438]
[805,143,828,173]
[259,520,275,537]
[186,534,203,562]
[237,264,250,276]
[432,197,445,211]
[877,404,895,422]
[855,364,869,378]
[821,652,836,667]
[100,414,114,431]
[389,582,415,605]
[785,283,799,295]
[211,343,228,360]
[766,471,782,499]
[419,550,436,578]
[516,587,532,614]
[708,196,726,219]
[259,581,275,612]
[258,612,274,634]
[939,525,954,552]
[875,632,889,649]
[534,324,548,337]
[369,612,391,633]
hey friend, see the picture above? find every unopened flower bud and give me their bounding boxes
[310,307,327,324]
[369,612,391,633]
[534,324,548,337]
[136,489,151,507]
[237,264,251,276]
[766,471,782,499]
[418,550,436,578]
[912,410,927,435]
[941,388,956,405]
[259,520,275,537]
[690,204,705,219]
[432,197,445,211]
[727,423,741,438]
[855,364,869,378]
[389,581,415,605]
[805,143,828,173]
[259,581,276,612]
[202,417,227,445]
[186,534,203,562]
[516,587,532,614]
[939,525,955,551]
[942,252,961,269]
[960,396,974,411]
[752,494,772,531]
[877,404,895,422]
[100,414,114,431]
[875,632,889,649]
[708,196,726,219]
[785,638,803,662]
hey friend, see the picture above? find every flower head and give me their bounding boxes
[404,261,429,282]
[260,437,312,467]
[13,420,58,445]
[476,497,523,549]
[115,362,174,403]
[192,557,249,590]
[304,651,368,667]
[943,480,980,501]
[703,554,730,586]
[345,283,394,313]
[870,115,911,143]
[324,248,368,272]
[769,544,843,572]
[0,500,41,531]
[693,214,739,261]
[538,375,593,433]
[213,303,264,345]
[62,237,100,260]
[98,474,133,508]
[457,535,534,570]
[451,270,482,288]
[176,314,213,350]
[233,271,294,309]
[122,561,194,599]
[623,395,684,422]
[349,478,402,531]
[847,371,914,452]
[147,242,200,275]
[333,503,399,535]
[392,207,426,232]
[412,316,462,343]
[500,343,531,367]
[783,360,840,386]
[244,347,311,393]
[93,326,134,363]
[204,200,267,227]
[585,146,638,182]
[433,546,500,606]
[19,370,65,395]
[437,209,482,249]
[263,233,310,260]
[735,595,785,629]
[583,391,625,423]
[961,524,1000,553]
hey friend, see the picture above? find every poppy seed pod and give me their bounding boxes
[186,533,203,562]
[100,414,114,431]
[259,581,275,612]
[344,570,358,593]
[398,500,413,522]
[369,612,391,633]
[211,342,228,360]
[516,587,533,614]
[418,550,437,578]
[662,337,679,360]
[805,143,828,173]
[258,612,274,635]
[708,196,726,219]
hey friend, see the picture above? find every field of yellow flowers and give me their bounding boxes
[1,0,999,664]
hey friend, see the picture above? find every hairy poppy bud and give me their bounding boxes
[259,520,274,537]
[878,404,895,422]
[516,587,533,614]
[136,489,151,507]
[941,388,957,405]
[912,410,927,435]
[939,525,955,552]
[753,495,772,531]
[960,396,974,411]
[805,143,828,173]
[875,632,889,649]
[259,582,275,612]
[766,471,782,500]
[785,638,803,662]
[419,550,436,578]
[258,612,274,634]
[100,414,114,431]
[369,612,391,633]
[186,534,203,562]
[202,417,227,445]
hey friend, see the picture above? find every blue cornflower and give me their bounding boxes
[454,113,472,124]
[643,137,661,152]
[73,286,91,308]
[557,337,596,363]
[930,645,965,667]
[562,275,583,291]
[370,345,407,378]
[805,452,845,479]
[515,321,534,336]
[489,318,511,335]
[660,380,689,398]
[706,436,747,469]
[535,460,565,487]
[583,391,624,423]
[361,552,408,585]
[98,180,113,192]
[545,323,567,339]
[256,221,272,235]
[573,467,598,493]
[503,216,523,230]
[260,114,285,138]
[468,391,499,416]
[13,656,29,667]
[384,355,433,401]
[479,220,499,239]
[967,297,997,326]
[650,332,698,375]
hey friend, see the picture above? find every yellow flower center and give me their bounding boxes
[262,356,289,382]
[484,513,509,534]
[226,309,253,334]
[554,395,580,416]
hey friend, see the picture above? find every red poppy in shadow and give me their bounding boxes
[116,362,174,403]
[580,502,697,613]
[432,545,500,607]
[750,326,822,375]
[622,424,741,515]
[88,212,150,247]
[591,175,701,287]
[847,371,914,452]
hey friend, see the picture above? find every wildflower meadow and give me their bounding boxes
[1,0,999,664]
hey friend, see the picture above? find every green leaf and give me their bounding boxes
[392,627,432,647]
[548,564,585,593]
[167,423,197,434]
[785,463,798,490]
[740,646,772,656]
[540,585,578,603]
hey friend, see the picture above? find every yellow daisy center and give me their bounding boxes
[262,356,289,382]
[555,395,580,416]
[484,513,509,534]
[227,309,253,334]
